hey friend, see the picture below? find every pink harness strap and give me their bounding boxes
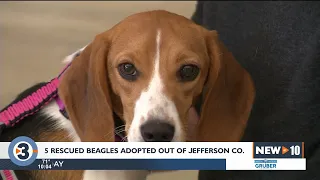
[0,62,125,140]
[0,62,70,129]
[1,170,15,180]
[0,79,59,127]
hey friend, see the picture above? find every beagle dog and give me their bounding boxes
[0,10,255,180]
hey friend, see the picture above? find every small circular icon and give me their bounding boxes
[8,136,38,166]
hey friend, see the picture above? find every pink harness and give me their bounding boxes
[0,61,123,179]
[0,63,70,129]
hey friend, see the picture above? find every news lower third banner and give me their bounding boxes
[0,136,306,170]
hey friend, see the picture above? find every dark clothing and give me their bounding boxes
[192,2,320,180]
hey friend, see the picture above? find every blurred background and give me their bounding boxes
[0,1,197,180]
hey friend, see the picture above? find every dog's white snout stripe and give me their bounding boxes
[128,29,182,142]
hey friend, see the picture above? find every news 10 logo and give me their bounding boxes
[8,136,38,166]
[253,142,304,159]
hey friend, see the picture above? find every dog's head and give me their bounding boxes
[58,10,255,142]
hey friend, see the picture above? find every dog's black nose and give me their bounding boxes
[140,121,175,142]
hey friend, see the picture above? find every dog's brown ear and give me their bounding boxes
[196,31,255,142]
[58,34,115,142]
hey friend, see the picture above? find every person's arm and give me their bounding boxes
[192,1,320,180]
[191,2,204,26]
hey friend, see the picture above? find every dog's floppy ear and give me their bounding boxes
[196,31,255,142]
[58,33,115,142]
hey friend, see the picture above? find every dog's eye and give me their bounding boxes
[118,63,139,81]
[178,64,200,82]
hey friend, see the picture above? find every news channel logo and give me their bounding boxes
[254,159,278,169]
[8,136,38,166]
[253,142,303,158]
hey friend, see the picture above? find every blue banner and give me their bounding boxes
[0,159,226,170]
